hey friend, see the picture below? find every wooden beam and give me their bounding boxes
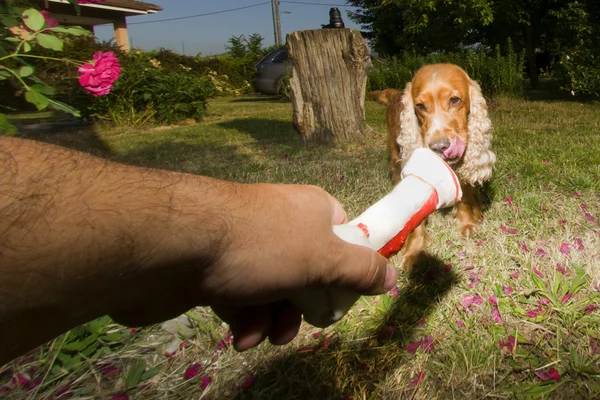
[50,13,113,26]
[113,15,130,53]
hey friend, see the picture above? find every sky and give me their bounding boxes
[94,1,364,56]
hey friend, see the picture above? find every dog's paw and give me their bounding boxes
[459,222,478,238]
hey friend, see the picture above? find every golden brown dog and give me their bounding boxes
[371,63,495,271]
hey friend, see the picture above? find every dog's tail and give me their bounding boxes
[369,88,403,106]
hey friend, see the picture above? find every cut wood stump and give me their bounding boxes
[287,28,372,144]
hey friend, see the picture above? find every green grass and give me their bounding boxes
[2,94,600,399]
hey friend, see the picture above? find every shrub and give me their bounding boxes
[552,52,600,97]
[367,40,525,97]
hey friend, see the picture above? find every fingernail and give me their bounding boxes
[383,264,398,291]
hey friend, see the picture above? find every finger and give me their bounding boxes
[268,301,302,346]
[327,193,349,225]
[229,306,273,351]
[327,241,397,295]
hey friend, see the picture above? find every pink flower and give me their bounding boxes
[410,371,425,387]
[510,271,521,279]
[535,368,561,382]
[532,265,544,278]
[98,363,122,378]
[558,219,567,226]
[556,263,566,274]
[560,243,571,255]
[183,363,202,380]
[502,286,513,295]
[199,375,212,391]
[585,304,598,313]
[504,196,513,206]
[456,320,464,328]
[499,335,516,351]
[519,242,529,253]
[561,293,572,304]
[78,51,121,96]
[241,375,256,390]
[574,238,584,251]
[535,248,548,257]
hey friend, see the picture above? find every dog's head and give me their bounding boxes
[398,63,494,184]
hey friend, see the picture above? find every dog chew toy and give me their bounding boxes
[289,148,463,328]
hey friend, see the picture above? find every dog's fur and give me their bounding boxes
[371,63,495,270]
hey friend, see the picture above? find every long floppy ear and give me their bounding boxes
[456,79,496,185]
[397,82,424,168]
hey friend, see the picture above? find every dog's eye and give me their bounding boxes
[450,96,461,105]
[415,103,427,112]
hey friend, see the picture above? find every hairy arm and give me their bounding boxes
[0,137,393,364]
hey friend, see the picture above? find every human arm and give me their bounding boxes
[0,137,396,364]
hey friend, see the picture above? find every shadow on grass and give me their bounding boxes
[218,118,304,147]
[228,255,458,400]
[229,95,288,103]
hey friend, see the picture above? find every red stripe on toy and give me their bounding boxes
[356,223,370,237]
[377,190,439,258]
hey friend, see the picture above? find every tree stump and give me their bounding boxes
[287,29,372,143]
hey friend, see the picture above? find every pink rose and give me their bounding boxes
[78,51,120,96]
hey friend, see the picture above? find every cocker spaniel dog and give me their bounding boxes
[371,63,495,271]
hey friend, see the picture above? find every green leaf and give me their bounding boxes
[36,33,64,51]
[522,381,565,397]
[0,114,18,136]
[50,26,91,36]
[48,98,81,117]
[99,332,123,343]
[22,8,45,32]
[141,366,161,381]
[125,360,147,389]
[0,70,10,80]
[31,83,55,96]
[18,66,33,77]
[62,334,98,351]
[1,16,19,28]
[4,37,20,42]
[23,41,31,53]
[25,88,49,110]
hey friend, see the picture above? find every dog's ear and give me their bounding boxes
[456,79,496,185]
[397,82,424,167]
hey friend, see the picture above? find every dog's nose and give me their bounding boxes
[429,139,451,153]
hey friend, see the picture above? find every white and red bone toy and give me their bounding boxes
[289,148,463,328]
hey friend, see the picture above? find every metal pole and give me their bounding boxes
[274,0,283,46]
[182,41,185,55]
[270,0,279,46]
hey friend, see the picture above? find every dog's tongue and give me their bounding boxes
[443,137,465,160]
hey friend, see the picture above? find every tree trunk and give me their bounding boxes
[287,29,372,144]
[524,20,539,89]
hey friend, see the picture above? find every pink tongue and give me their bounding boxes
[443,137,465,159]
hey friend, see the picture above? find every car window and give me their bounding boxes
[272,51,289,63]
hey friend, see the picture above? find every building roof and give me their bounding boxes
[95,0,162,12]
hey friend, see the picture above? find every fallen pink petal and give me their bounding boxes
[574,238,584,251]
[508,228,518,234]
[591,338,599,355]
[537,298,550,305]
[510,271,521,279]
[378,326,395,341]
[417,315,426,327]
[499,335,516,351]
[573,191,581,198]
[585,304,598,313]
[388,285,399,300]
[98,363,123,378]
[558,219,567,226]
[476,238,488,246]
[463,265,475,271]
[406,339,422,354]
[561,293,572,304]
[560,243,571,255]
[312,332,322,339]
[535,248,548,257]
[421,336,434,353]
[544,184,550,190]
[488,295,498,307]
[501,224,508,233]
[504,196,513,206]
[216,336,233,351]
[456,320,464,328]
[532,265,544,278]
[542,159,549,163]
[241,375,256,390]
[111,394,129,400]
[541,205,549,212]
[410,371,425,387]
[519,242,529,253]
[580,204,587,212]
[199,375,212,391]
[462,294,483,312]
[535,368,561,382]
[585,212,596,222]
[183,363,202,380]
[468,272,481,288]
[502,286,513,295]
[446,240,453,246]
[444,263,453,272]
[458,251,466,259]
[491,308,502,323]
[556,263,567,274]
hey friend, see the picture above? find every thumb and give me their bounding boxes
[327,240,398,295]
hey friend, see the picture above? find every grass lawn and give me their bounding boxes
[2,94,600,399]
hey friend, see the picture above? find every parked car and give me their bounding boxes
[252,48,290,95]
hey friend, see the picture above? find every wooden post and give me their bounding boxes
[113,15,130,53]
[287,28,372,143]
